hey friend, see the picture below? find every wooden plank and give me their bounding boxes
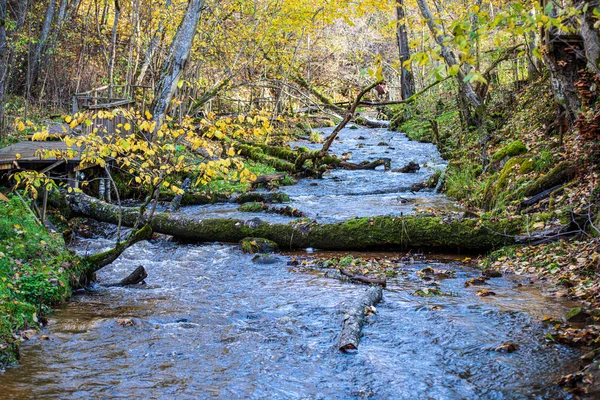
[85,99,136,110]
[0,142,81,164]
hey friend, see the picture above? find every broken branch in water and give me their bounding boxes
[338,286,383,352]
[339,268,386,287]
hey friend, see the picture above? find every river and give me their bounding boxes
[0,127,584,399]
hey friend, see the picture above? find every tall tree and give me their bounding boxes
[396,0,414,100]
[415,0,482,121]
[0,0,7,130]
[30,0,57,90]
[151,0,205,131]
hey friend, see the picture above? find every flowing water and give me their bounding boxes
[0,127,585,399]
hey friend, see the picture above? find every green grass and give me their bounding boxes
[0,195,81,366]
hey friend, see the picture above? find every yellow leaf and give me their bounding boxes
[65,116,72,123]
[145,110,153,120]
[227,147,235,157]
[124,123,131,131]
[17,121,25,132]
[15,153,21,160]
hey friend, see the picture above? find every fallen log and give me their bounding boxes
[251,174,286,187]
[339,268,386,287]
[56,192,524,251]
[339,158,391,171]
[107,265,148,287]
[518,184,563,211]
[354,116,391,129]
[338,286,383,351]
[521,162,577,198]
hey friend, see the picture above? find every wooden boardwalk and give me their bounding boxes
[0,141,81,171]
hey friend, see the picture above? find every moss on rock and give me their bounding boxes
[491,140,528,162]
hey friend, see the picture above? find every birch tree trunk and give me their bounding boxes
[108,0,120,97]
[151,0,204,132]
[396,0,415,100]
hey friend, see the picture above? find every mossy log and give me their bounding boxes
[234,192,290,204]
[83,224,153,274]
[521,161,577,198]
[236,143,297,173]
[61,192,523,251]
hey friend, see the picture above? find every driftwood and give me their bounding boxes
[338,286,383,351]
[107,265,148,287]
[339,268,386,287]
[55,192,524,251]
[339,158,391,171]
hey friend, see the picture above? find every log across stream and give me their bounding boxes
[60,191,522,251]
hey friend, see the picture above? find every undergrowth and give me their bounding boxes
[0,195,81,367]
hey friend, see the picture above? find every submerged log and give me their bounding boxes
[57,192,523,251]
[392,161,420,173]
[107,265,148,287]
[339,268,386,287]
[338,286,383,351]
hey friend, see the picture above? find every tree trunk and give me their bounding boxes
[415,0,483,123]
[0,0,7,131]
[108,0,120,97]
[579,0,600,78]
[396,0,415,100]
[136,0,172,86]
[30,0,57,90]
[151,0,205,132]
[57,192,524,251]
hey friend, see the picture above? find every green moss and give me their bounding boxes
[238,202,265,212]
[491,140,528,162]
[521,161,577,198]
[235,192,290,204]
[240,237,279,254]
[519,158,535,174]
[0,195,81,367]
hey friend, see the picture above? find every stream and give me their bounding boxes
[0,127,585,399]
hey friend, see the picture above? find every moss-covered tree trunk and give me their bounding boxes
[60,192,523,251]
